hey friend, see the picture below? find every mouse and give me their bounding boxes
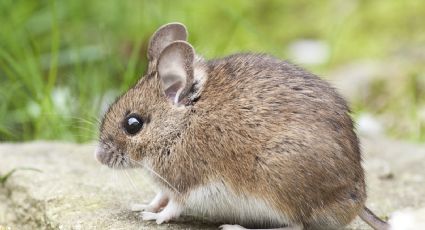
[95,22,390,230]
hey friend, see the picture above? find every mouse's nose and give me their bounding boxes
[94,145,106,164]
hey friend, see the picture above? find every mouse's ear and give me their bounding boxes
[147,23,187,63]
[157,41,194,105]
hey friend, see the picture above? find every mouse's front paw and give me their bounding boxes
[140,199,182,225]
[140,211,170,224]
[141,211,157,221]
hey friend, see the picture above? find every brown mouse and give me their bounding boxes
[95,22,389,230]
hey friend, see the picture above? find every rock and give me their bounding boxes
[0,138,424,229]
[0,142,215,230]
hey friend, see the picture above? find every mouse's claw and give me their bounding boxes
[140,211,157,221]
[140,211,169,224]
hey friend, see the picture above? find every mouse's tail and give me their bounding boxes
[360,206,425,230]
[359,206,390,230]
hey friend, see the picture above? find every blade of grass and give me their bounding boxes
[0,167,42,186]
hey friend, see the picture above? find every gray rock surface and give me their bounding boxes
[0,137,424,229]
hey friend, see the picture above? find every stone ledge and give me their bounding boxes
[0,138,424,229]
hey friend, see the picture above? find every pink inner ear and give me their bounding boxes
[165,82,183,102]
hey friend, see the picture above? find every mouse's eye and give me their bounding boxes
[123,114,144,135]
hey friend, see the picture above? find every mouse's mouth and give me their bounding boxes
[94,143,131,169]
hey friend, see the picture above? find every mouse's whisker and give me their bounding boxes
[125,157,181,194]
[110,153,119,168]
[141,165,181,194]
[123,169,140,194]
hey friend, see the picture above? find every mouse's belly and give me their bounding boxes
[184,181,290,227]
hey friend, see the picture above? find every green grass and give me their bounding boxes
[0,0,424,142]
[0,167,42,187]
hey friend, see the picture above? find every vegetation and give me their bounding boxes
[0,167,42,186]
[1,0,424,142]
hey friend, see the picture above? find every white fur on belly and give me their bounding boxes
[184,181,289,227]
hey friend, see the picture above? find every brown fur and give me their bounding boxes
[97,23,368,229]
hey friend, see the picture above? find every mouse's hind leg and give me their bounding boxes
[131,191,169,213]
[219,224,303,230]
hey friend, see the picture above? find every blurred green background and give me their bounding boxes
[0,0,424,142]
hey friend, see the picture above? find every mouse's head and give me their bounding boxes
[95,23,207,169]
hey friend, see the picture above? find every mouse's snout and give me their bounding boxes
[94,145,109,165]
[94,142,132,168]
